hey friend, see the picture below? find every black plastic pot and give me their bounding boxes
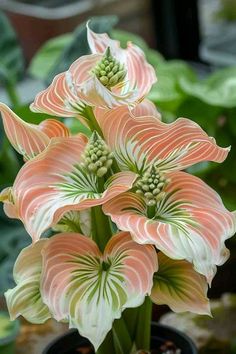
[43,322,198,354]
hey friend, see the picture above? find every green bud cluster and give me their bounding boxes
[93,47,127,88]
[135,167,169,206]
[81,132,113,177]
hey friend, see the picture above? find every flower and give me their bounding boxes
[1,130,136,241]
[30,25,157,116]
[99,106,236,283]
[6,231,158,350]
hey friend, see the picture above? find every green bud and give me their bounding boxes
[81,131,113,178]
[135,166,169,207]
[93,46,127,89]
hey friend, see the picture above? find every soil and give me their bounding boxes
[67,340,181,354]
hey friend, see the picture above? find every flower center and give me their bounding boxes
[81,131,113,177]
[94,47,127,88]
[135,167,169,206]
[101,260,110,272]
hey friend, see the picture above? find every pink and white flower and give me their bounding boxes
[100,107,236,282]
[30,25,157,116]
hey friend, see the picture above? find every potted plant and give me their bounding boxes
[0,23,235,354]
[0,311,19,354]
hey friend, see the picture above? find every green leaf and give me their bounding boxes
[14,104,53,124]
[28,33,73,81]
[111,29,148,51]
[0,203,30,295]
[176,97,221,135]
[148,60,196,112]
[146,48,165,69]
[0,10,24,85]
[180,66,236,108]
[46,16,118,85]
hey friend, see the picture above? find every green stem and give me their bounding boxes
[5,81,21,108]
[83,106,104,137]
[135,297,152,351]
[96,331,115,354]
[91,205,112,252]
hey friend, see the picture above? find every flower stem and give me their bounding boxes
[91,205,112,252]
[135,297,152,351]
[83,106,103,138]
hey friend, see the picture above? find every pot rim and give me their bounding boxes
[43,322,198,354]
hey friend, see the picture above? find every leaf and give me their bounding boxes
[0,10,24,85]
[28,33,73,81]
[111,29,148,51]
[146,48,165,69]
[176,97,222,136]
[151,253,211,315]
[180,66,236,108]
[46,16,118,85]
[0,203,30,295]
[148,60,196,111]
[14,104,53,124]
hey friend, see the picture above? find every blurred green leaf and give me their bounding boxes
[0,204,29,294]
[0,10,24,86]
[0,140,20,184]
[28,33,73,81]
[180,66,236,108]
[148,60,196,111]
[46,16,118,85]
[14,104,52,124]
[111,29,148,51]
[146,48,165,69]
[29,16,118,84]
[176,97,221,135]
[65,117,91,136]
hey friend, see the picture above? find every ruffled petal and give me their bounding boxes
[11,136,137,241]
[5,240,51,323]
[87,23,125,62]
[30,72,83,117]
[87,25,157,99]
[131,99,161,119]
[151,253,210,315]
[126,42,157,99]
[103,172,236,283]
[41,231,157,350]
[0,103,47,159]
[99,106,230,172]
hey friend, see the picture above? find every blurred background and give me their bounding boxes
[0,0,236,353]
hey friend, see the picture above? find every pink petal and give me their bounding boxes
[30,72,82,117]
[41,231,157,349]
[0,103,49,159]
[11,136,136,241]
[131,99,161,119]
[151,253,210,315]
[103,173,236,283]
[87,25,157,99]
[87,24,124,61]
[126,42,157,99]
[38,119,69,138]
[99,106,230,172]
